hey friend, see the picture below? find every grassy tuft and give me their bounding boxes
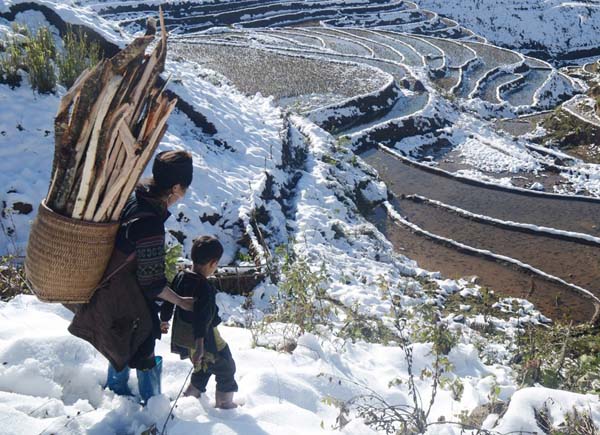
[57,26,102,89]
[23,26,57,94]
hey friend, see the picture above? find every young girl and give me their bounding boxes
[73,150,195,404]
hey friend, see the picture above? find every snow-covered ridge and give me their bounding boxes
[0,0,125,48]
[384,201,600,305]
[413,0,600,63]
[406,194,600,246]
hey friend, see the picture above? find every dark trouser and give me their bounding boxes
[129,299,162,370]
[191,346,238,393]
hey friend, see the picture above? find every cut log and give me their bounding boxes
[49,60,107,215]
[110,34,155,75]
[84,106,131,222]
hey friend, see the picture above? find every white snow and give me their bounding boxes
[413,0,600,61]
[0,295,542,435]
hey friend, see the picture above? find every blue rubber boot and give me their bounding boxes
[137,356,162,405]
[106,364,133,396]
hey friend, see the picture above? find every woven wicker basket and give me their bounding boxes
[25,201,120,303]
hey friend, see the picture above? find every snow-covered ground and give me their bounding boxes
[2,1,600,434]
[6,292,592,435]
[413,0,600,62]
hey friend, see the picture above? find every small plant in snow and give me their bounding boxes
[321,280,471,434]
[57,25,102,88]
[412,303,458,356]
[23,26,57,93]
[273,247,331,335]
[551,407,599,435]
[513,321,600,394]
[235,249,254,264]
[337,300,397,345]
[0,24,104,93]
[247,245,332,350]
[0,34,24,87]
[164,243,183,283]
[0,256,30,301]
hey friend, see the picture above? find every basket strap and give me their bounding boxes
[98,211,160,288]
[123,212,158,243]
[99,252,136,287]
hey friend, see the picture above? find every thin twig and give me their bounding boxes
[161,366,194,435]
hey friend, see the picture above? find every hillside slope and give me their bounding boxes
[414,0,600,62]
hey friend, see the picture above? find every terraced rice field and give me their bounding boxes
[433,68,461,91]
[397,196,600,292]
[457,42,523,98]
[480,71,521,104]
[386,32,445,70]
[266,29,325,48]
[584,61,600,74]
[171,42,389,110]
[371,205,597,323]
[352,29,425,66]
[503,68,551,107]
[422,36,476,68]
[495,113,552,136]
[363,148,600,320]
[327,9,431,29]
[294,29,374,57]
[342,92,430,135]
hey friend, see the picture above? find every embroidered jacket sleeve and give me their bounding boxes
[160,272,184,322]
[130,216,167,299]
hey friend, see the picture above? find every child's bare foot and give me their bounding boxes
[215,391,237,409]
[183,383,202,398]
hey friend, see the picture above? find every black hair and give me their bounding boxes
[137,150,193,201]
[191,235,224,265]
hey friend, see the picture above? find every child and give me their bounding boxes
[160,236,238,408]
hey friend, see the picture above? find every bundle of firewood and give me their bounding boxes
[46,9,176,222]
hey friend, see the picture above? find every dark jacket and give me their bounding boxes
[116,185,171,300]
[161,270,222,353]
[68,186,171,371]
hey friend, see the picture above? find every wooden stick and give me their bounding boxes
[73,74,124,219]
[56,67,92,118]
[94,145,127,221]
[130,53,160,126]
[117,118,141,157]
[138,91,164,144]
[64,77,109,211]
[51,61,107,214]
[110,98,177,221]
[85,105,132,221]
[110,35,155,74]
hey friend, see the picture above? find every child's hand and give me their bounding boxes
[160,321,169,334]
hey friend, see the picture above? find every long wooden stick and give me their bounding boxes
[64,69,112,214]
[84,105,132,221]
[73,75,124,219]
[49,61,106,214]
